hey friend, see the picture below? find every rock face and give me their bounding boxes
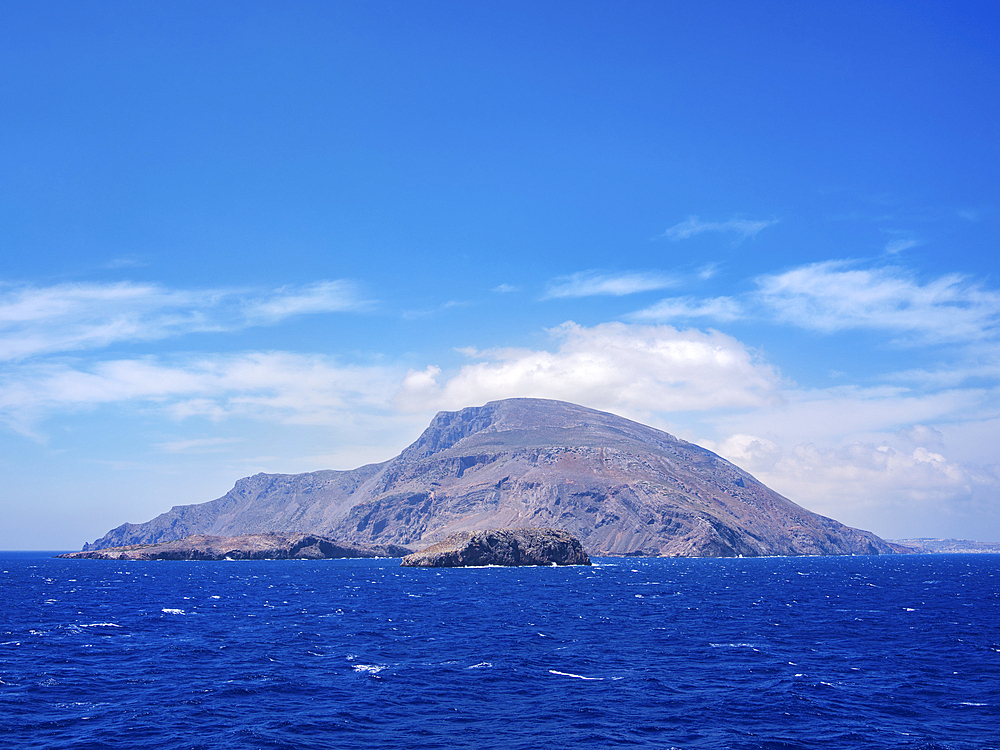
[400,528,591,567]
[84,398,902,558]
[61,532,411,561]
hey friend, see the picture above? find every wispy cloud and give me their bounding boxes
[627,259,1000,347]
[543,270,678,299]
[755,261,1000,343]
[401,299,472,320]
[661,216,778,241]
[244,280,369,321]
[0,280,370,361]
[155,437,245,453]
[696,262,721,280]
[884,238,920,255]
[493,283,519,293]
[0,351,403,436]
[629,296,743,323]
[103,255,147,269]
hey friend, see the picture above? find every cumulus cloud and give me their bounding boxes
[896,424,945,449]
[755,261,1000,343]
[543,271,678,299]
[395,321,782,415]
[703,434,1000,538]
[661,216,777,241]
[0,280,369,361]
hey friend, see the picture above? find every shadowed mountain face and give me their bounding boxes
[86,398,900,557]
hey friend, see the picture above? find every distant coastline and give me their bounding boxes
[888,538,1000,554]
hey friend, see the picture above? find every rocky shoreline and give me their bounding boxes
[58,532,412,561]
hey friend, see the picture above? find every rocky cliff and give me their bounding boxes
[400,528,591,567]
[85,398,902,557]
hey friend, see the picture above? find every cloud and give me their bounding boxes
[0,351,404,435]
[707,384,994,446]
[884,238,920,255]
[543,270,678,299]
[755,261,1000,343]
[661,216,777,241]
[244,281,369,321]
[155,437,245,453]
[696,263,720,280]
[401,299,471,320]
[0,280,369,360]
[702,433,1000,539]
[395,321,782,415]
[103,255,147,269]
[629,296,743,322]
[493,283,519,293]
[896,424,945,448]
[624,259,1000,348]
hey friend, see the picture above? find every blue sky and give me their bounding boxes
[2,1,999,549]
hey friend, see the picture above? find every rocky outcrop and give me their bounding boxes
[400,528,590,567]
[61,532,411,560]
[83,398,902,558]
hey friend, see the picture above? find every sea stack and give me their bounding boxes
[400,528,591,567]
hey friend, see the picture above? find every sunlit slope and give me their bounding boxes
[87,398,899,557]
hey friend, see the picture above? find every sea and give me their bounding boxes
[1,552,998,750]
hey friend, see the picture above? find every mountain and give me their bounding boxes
[85,398,903,557]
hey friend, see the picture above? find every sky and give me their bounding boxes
[2,0,999,549]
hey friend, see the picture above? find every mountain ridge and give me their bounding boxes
[85,398,904,557]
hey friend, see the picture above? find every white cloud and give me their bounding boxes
[697,262,720,280]
[884,238,919,255]
[755,261,1000,342]
[703,434,1000,539]
[493,283,519,293]
[895,424,945,448]
[707,384,994,447]
[693,381,1000,539]
[661,216,777,241]
[0,280,369,361]
[543,271,678,299]
[155,437,245,453]
[630,296,743,322]
[395,321,782,415]
[103,255,147,269]
[0,352,404,435]
[244,280,369,321]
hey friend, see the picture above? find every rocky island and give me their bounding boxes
[400,528,591,567]
[81,398,909,558]
[58,532,412,560]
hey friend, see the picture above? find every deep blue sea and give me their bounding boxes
[2,553,998,750]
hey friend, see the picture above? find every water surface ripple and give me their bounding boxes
[1,553,998,749]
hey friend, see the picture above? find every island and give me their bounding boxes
[82,399,903,559]
[399,528,591,567]
[57,532,413,560]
